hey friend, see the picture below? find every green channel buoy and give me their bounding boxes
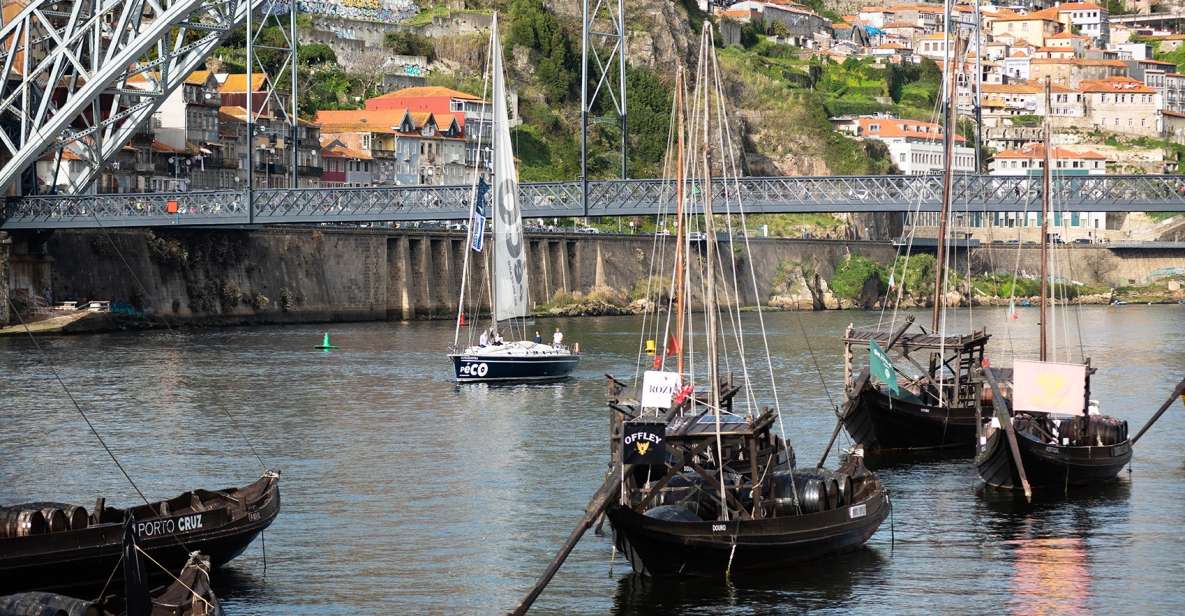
[315,332,338,350]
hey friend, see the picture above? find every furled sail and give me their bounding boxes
[490,14,529,322]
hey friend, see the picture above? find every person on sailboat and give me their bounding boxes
[553,328,564,349]
[534,331,542,344]
[494,330,505,346]
[479,330,489,347]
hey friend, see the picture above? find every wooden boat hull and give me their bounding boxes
[976,427,1131,491]
[844,385,979,452]
[0,473,279,595]
[606,489,889,577]
[450,352,579,383]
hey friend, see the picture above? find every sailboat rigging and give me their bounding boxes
[511,28,886,612]
[973,78,1133,495]
[449,13,579,383]
[838,24,997,455]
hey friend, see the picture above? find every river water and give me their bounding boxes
[2,306,1184,615]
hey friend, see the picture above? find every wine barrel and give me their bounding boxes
[0,591,101,616]
[800,479,825,514]
[835,474,854,508]
[826,479,840,511]
[643,505,703,522]
[0,509,48,538]
[62,505,88,531]
[41,508,68,533]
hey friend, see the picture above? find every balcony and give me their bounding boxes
[297,165,323,176]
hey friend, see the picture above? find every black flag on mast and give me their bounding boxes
[471,177,489,252]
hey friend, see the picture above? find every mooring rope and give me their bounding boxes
[135,546,216,611]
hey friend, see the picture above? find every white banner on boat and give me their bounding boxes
[641,371,683,408]
[1012,359,1087,415]
[490,13,529,322]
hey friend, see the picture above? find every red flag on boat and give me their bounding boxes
[666,335,680,357]
[673,384,694,406]
[458,313,466,326]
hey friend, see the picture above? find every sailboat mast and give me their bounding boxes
[672,68,688,377]
[931,30,961,330]
[1039,77,1053,362]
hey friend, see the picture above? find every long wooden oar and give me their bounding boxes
[510,464,624,615]
[818,316,915,468]
[981,365,1031,501]
[1130,377,1185,447]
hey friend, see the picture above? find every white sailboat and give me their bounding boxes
[449,13,579,383]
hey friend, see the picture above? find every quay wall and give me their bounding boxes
[34,229,897,324]
[7,228,1181,326]
[964,246,1185,286]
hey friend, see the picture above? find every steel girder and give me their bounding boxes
[4,174,1185,229]
[0,0,261,195]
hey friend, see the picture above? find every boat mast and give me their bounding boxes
[932,25,961,330]
[454,26,496,349]
[1039,77,1052,362]
[699,23,727,521]
[671,67,688,377]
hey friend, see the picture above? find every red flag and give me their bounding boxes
[652,353,663,370]
[666,335,680,357]
[673,385,694,406]
[458,313,466,326]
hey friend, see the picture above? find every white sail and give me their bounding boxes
[490,14,530,322]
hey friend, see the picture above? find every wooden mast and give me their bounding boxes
[672,67,688,377]
[1039,77,1052,362]
[699,23,728,521]
[931,30,961,330]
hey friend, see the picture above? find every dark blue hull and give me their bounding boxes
[450,353,579,383]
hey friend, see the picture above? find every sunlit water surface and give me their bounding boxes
[2,306,1184,614]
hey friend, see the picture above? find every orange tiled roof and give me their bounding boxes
[1079,76,1157,93]
[858,116,966,142]
[315,109,410,133]
[368,86,480,102]
[1048,31,1089,40]
[320,137,373,160]
[994,144,1106,160]
[184,70,211,86]
[1055,2,1104,11]
[218,105,272,122]
[1030,57,1127,67]
[219,74,268,93]
[993,7,1060,21]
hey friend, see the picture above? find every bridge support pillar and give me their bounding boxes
[430,238,450,318]
[0,232,9,324]
[387,235,410,320]
[530,239,549,305]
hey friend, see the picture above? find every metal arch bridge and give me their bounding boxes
[4,174,1185,229]
[0,0,264,195]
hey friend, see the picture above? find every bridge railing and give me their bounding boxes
[4,175,1185,229]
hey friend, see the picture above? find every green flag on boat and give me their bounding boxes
[869,340,899,395]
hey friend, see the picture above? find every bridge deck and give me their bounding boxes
[3,175,1184,230]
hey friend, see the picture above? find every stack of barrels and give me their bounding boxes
[770,472,854,515]
[0,504,88,539]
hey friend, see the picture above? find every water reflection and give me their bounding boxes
[611,548,886,616]
[1008,536,1090,616]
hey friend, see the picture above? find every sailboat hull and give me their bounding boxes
[844,385,981,452]
[607,488,889,577]
[451,351,579,383]
[976,426,1131,491]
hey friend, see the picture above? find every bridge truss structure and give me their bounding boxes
[0,0,264,195]
[4,173,1185,229]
